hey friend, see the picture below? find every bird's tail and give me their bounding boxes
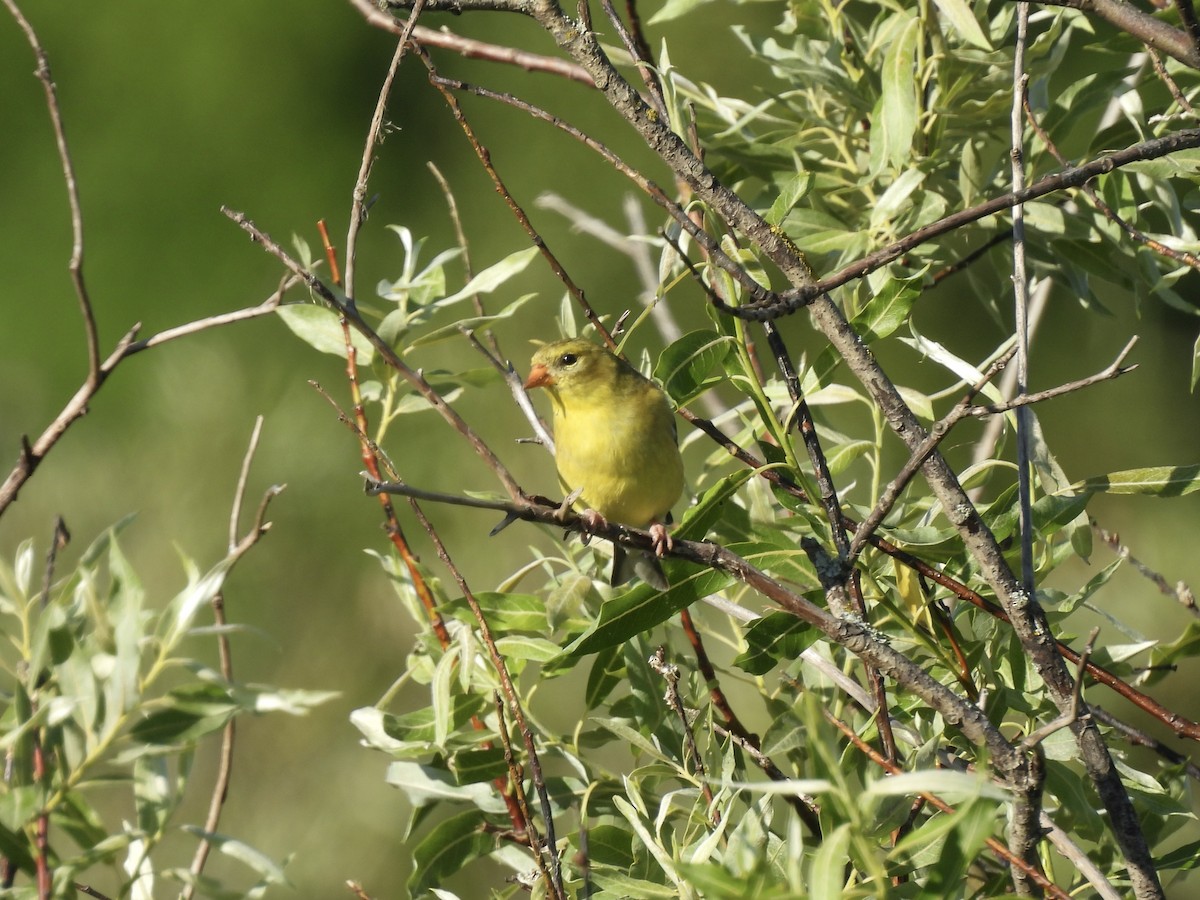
[612,546,669,591]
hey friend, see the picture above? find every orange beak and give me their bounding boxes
[524,363,553,390]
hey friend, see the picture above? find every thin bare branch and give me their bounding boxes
[1020,628,1100,752]
[184,416,273,900]
[1094,521,1198,615]
[411,23,593,83]
[648,648,717,823]
[345,0,426,301]
[0,276,298,518]
[427,73,776,309]
[964,337,1138,416]
[3,0,99,382]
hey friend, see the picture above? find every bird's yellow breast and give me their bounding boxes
[548,372,683,527]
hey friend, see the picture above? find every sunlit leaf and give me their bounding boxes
[277,304,375,363]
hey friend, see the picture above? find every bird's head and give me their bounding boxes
[524,338,615,397]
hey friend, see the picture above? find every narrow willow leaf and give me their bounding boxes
[648,0,717,25]
[591,717,670,761]
[733,612,819,676]
[613,796,682,886]
[866,769,1008,802]
[1158,838,1200,871]
[588,871,680,898]
[129,706,234,746]
[563,566,731,658]
[808,823,851,900]
[1191,331,1200,391]
[164,558,233,648]
[436,246,539,306]
[932,0,992,49]
[385,761,507,812]
[584,644,625,709]
[899,329,1011,405]
[406,293,536,348]
[1072,465,1200,496]
[276,305,375,363]
[766,170,812,226]
[181,828,288,883]
[874,13,920,172]
[441,592,548,633]
[448,747,507,785]
[493,635,561,662]
[870,169,926,229]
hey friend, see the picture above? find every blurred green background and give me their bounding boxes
[4,2,1200,896]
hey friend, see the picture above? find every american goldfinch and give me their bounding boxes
[524,338,684,590]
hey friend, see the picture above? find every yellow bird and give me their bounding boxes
[524,338,684,590]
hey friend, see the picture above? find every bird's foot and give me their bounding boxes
[578,508,607,546]
[649,522,673,558]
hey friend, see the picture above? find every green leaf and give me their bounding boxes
[588,871,681,898]
[436,246,539,306]
[765,169,812,226]
[163,556,233,648]
[584,644,625,709]
[870,168,926,230]
[448,747,507,785]
[654,330,737,407]
[733,612,819,676]
[408,810,495,897]
[932,0,992,50]
[866,769,1007,803]
[850,274,921,344]
[350,696,488,752]
[872,12,920,172]
[406,293,536,349]
[1072,465,1200,496]
[1148,620,1200,680]
[586,823,634,868]
[563,566,732,658]
[1192,331,1200,391]
[276,304,375,363]
[1158,838,1200,871]
[180,827,289,884]
[385,761,509,813]
[493,635,561,662]
[0,819,34,876]
[648,0,717,25]
[441,592,548,633]
[591,717,671,761]
[129,706,234,746]
[808,822,850,900]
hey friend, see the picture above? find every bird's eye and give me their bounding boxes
[559,353,578,367]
